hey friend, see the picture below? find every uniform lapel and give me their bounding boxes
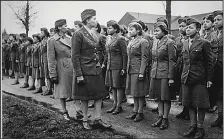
[129,36,141,48]
[81,26,96,42]
[107,34,118,47]
[189,35,202,52]
[157,35,168,49]
[59,36,71,48]
[182,39,189,53]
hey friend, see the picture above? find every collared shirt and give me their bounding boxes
[189,38,194,49]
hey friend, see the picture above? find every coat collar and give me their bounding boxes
[107,33,119,47]
[53,33,71,48]
[80,26,97,42]
[189,34,202,52]
[129,36,142,48]
[157,35,168,49]
[217,29,223,42]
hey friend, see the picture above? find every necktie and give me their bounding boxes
[189,39,193,49]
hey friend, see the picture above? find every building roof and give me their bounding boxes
[118,12,214,31]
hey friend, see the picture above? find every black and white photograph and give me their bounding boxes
[1,1,223,138]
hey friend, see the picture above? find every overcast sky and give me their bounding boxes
[1,1,222,37]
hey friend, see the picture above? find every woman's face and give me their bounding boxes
[214,15,223,29]
[186,23,198,37]
[59,24,68,34]
[50,31,55,37]
[179,22,187,35]
[87,16,97,28]
[33,37,38,43]
[9,36,15,41]
[107,26,116,35]
[203,19,213,30]
[128,26,138,37]
[154,27,165,39]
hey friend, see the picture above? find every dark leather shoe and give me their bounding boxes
[88,103,95,108]
[42,89,53,96]
[125,112,137,120]
[183,126,197,137]
[133,113,144,122]
[211,116,223,127]
[112,107,123,115]
[94,119,112,128]
[33,88,43,94]
[151,116,163,127]
[11,81,19,85]
[160,118,169,130]
[20,83,29,88]
[83,120,92,130]
[27,86,36,91]
[194,128,204,139]
[106,106,116,113]
[176,111,186,119]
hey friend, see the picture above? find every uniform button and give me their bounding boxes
[95,48,97,50]
[94,58,97,60]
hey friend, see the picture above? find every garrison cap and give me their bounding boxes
[178,16,189,24]
[55,19,67,28]
[157,17,168,27]
[19,33,27,38]
[213,10,223,17]
[74,20,82,25]
[154,21,168,31]
[32,34,41,41]
[40,27,48,32]
[186,17,201,29]
[50,28,55,32]
[129,22,143,31]
[81,9,96,22]
[203,14,214,23]
[26,37,33,44]
[107,20,118,27]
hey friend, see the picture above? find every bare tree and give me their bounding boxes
[6,0,38,36]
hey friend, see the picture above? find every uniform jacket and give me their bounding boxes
[143,32,153,71]
[40,37,48,63]
[181,35,214,84]
[25,44,33,66]
[96,34,107,65]
[19,42,27,63]
[216,30,223,68]
[127,36,149,74]
[71,26,103,76]
[10,41,19,62]
[150,35,177,79]
[103,34,127,70]
[32,42,40,68]
[201,29,219,56]
[175,35,188,72]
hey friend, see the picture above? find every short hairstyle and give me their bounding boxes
[96,23,101,33]
[158,25,168,35]
[129,22,143,36]
[203,14,214,23]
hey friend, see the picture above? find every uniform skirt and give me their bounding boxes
[149,78,176,101]
[39,64,45,78]
[11,61,19,72]
[43,62,50,78]
[25,66,32,76]
[32,67,40,79]
[19,62,26,74]
[72,72,108,101]
[213,62,223,100]
[182,84,210,108]
[125,73,149,97]
[105,69,126,88]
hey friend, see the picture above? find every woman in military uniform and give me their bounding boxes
[202,14,219,113]
[10,34,20,85]
[175,16,190,120]
[211,10,223,128]
[103,20,127,115]
[47,19,73,121]
[149,21,177,130]
[181,17,213,139]
[72,9,111,130]
[125,22,150,122]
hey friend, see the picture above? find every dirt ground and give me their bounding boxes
[2,94,132,139]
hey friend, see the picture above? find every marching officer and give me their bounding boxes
[72,9,111,130]
[181,17,213,139]
[39,27,53,96]
[9,34,20,85]
[175,16,190,120]
[211,10,223,128]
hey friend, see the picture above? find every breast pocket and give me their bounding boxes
[191,47,202,60]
